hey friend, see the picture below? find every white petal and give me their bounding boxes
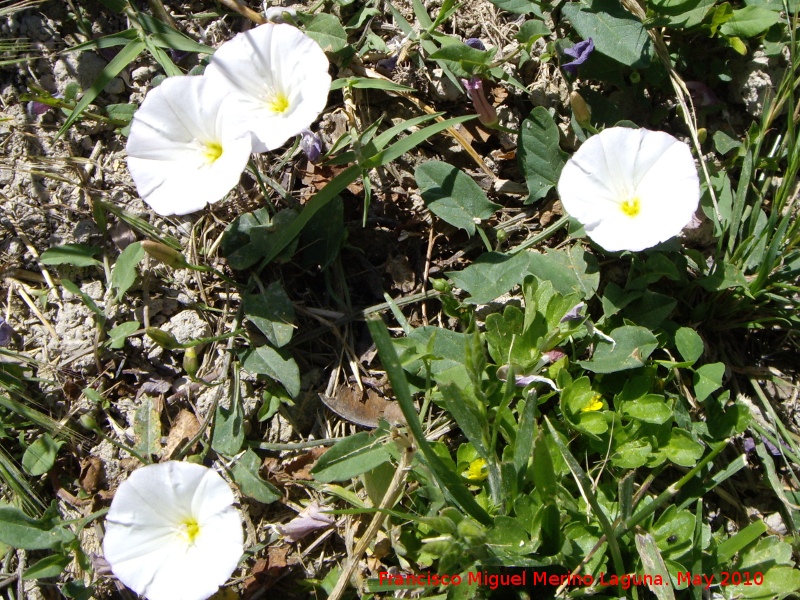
[557,127,700,252]
[205,23,331,151]
[104,462,243,600]
[126,77,252,216]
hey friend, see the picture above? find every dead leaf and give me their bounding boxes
[79,456,104,493]
[277,503,335,542]
[319,384,406,428]
[282,447,327,481]
[162,409,201,459]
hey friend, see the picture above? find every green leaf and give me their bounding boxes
[562,0,653,67]
[105,103,136,123]
[243,282,295,348]
[674,327,703,365]
[40,244,102,268]
[440,384,488,457]
[518,107,567,203]
[310,432,391,483]
[299,195,345,270]
[0,507,74,550]
[415,161,501,235]
[634,531,676,600]
[330,77,414,93]
[515,20,551,45]
[240,346,301,397]
[111,242,144,301]
[527,246,599,299]
[211,397,245,456]
[487,0,541,14]
[58,39,146,137]
[693,362,724,402]
[429,43,497,78]
[22,434,63,476]
[662,429,704,467]
[136,12,214,54]
[720,6,780,37]
[446,251,531,304]
[299,13,348,52]
[579,326,658,373]
[134,396,161,457]
[61,280,104,321]
[621,394,673,425]
[23,553,71,580]
[231,449,280,503]
[108,320,140,349]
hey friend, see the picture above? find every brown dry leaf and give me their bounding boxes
[162,409,201,459]
[319,384,406,428]
[79,456,104,493]
[301,163,363,198]
[385,254,416,293]
[282,446,327,481]
[243,547,291,598]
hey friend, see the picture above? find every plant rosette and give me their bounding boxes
[557,127,700,252]
[126,76,253,216]
[204,22,332,153]
[103,461,244,600]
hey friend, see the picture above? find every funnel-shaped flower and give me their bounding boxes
[103,461,243,600]
[204,23,331,153]
[126,76,253,216]
[557,127,700,252]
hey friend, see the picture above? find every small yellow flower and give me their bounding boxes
[581,394,604,412]
[462,458,489,482]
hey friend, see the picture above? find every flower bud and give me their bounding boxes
[146,328,183,350]
[430,278,451,293]
[299,129,323,162]
[79,414,99,431]
[183,347,200,378]
[462,77,498,128]
[570,91,592,129]
[141,241,189,269]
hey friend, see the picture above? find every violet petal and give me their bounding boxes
[562,38,594,75]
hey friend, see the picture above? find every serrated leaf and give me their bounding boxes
[134,396,161,457]
[231,449,280,503]
[22,434,63,476]
[40,244,102,268]
[518,107,567,203]
[415,161,501,235]
[240,346,301,397]
[579,326,658,373]
[562,0,653,67]
[446,251,531,304]
[243,282,295,348]
[111,242,144,301]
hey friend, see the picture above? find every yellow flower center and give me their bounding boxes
[202,141,223,164]
[620,197,641,217]
[267,93,290,114]
[180,517,201,544]
[462,458,489,482]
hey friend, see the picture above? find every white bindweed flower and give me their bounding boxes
[204,23,331,153]
[126,76,253,216]
[557,127,700,252]
[103,461,244,600]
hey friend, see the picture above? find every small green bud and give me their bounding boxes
[629,71,641,84]
[569,91,592,129]
[495,228,508,244]
[430,279,451,293]
[79,414,98,431]
[146,327,183,350]
[697,128,707,144]
[141,240,189,269]
[183,347,200,378]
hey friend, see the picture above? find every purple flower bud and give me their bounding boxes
[461,77,498,127]
[685,81,720,107]
[376,54,398,73]
[464,38,486,51]
[300,129,323,162]
[28,101,54,116]
[0,318,13,347]
[543,349,567,364]
[562,38,594,75]
[560,302,586,323]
